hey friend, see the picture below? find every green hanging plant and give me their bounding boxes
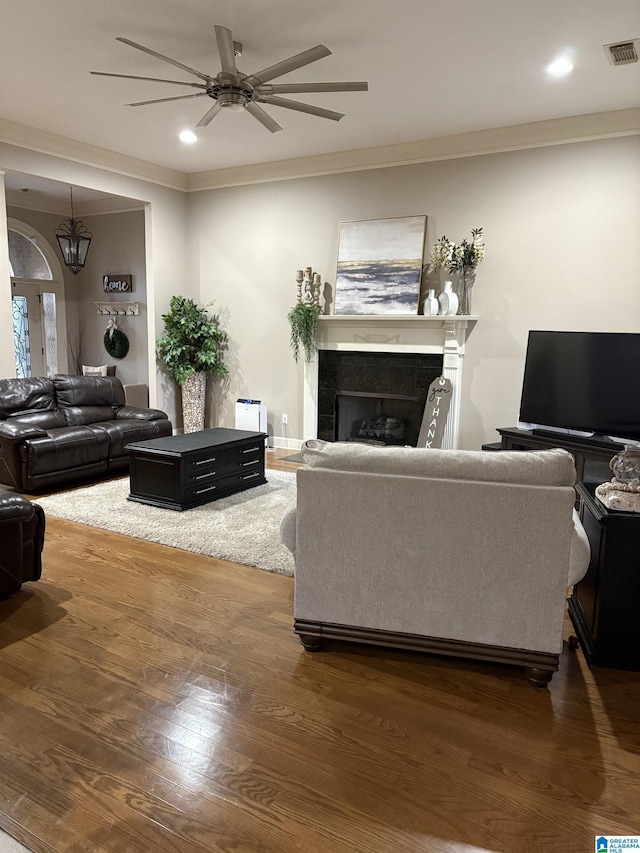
[287,302,322,363]
[156,295,229,386]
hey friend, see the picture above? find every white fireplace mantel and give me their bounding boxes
[303,314,478,449]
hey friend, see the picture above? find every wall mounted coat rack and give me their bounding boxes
[93,301,140,316]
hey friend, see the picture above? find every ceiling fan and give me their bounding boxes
[91,25,368,133]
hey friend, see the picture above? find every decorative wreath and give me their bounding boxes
[104,322,130,359]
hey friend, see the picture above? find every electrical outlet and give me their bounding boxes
[281,413,288,425]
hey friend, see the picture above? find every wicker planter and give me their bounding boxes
[182,372,207,434]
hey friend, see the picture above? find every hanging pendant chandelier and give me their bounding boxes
[55,187,93,274]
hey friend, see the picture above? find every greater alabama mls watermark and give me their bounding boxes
[596,837,640,851]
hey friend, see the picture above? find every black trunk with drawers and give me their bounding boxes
[127,428,267,511]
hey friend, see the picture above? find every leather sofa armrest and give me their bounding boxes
[115,406,169,422]
[0,421,47,441]
[0,495,45,594]
[0,423,49,491]
[0,493,34,522]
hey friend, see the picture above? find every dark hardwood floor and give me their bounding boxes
[1,450,639,852]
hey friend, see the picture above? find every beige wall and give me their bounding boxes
[0,177,14,377]
[5,206,147,386]
[79,210,147,387]
[0,142,189,424]
[189,135,640,449]
[2,134,639,447]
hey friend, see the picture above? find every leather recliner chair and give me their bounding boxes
[0,494,45,598]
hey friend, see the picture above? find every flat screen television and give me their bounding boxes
[518,331,640,443]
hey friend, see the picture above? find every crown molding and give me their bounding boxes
[77,198,145,216]
[0,119,187,192]
[5,190,144,217]
[186,107,640,191]
[2,109,639,198]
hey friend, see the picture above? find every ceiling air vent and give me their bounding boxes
[604,39,639,65]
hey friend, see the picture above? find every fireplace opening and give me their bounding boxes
[317,350,443,447]
[336,391,423,446]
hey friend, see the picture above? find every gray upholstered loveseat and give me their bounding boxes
[0,374,172,492]
[280,440,591,686]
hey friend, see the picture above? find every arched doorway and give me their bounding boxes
[8,218,68,377]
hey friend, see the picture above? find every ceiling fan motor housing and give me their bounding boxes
[207,75,257,110]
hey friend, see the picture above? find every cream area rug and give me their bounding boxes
[0,831,30,853]
[36,470,296,576]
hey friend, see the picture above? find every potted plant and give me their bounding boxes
[287,302,322,363]
[156,295,228,433]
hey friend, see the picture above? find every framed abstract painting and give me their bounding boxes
[334,215,427,315]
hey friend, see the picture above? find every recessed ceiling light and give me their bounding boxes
[547,57,574,77]
[179,129,198,144]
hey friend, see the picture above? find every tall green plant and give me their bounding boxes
[287,302,321,363]
[156,295,229,385]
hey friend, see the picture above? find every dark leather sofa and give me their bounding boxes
[0,494,45,598]
[0,374,172,492]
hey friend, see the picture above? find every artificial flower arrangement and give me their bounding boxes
[429,227,485,273]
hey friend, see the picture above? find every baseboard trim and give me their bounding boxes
[273,437,303,451]
[294,619,559,686]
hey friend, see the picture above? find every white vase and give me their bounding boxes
[438,281,459,316]
[423,289,439,316]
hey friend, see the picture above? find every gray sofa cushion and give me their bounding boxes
[301,439,577,486]
[291,466,580,654]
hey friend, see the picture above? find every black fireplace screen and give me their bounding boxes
[317,351,443,447]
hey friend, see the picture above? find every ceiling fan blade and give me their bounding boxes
[258,82,368,94]
[245,45,331,86]
[126,92,208,107]
[196,102,222,127]
[246,102,283,133]
[257,95,344,121]
[214,25,238,80]
[91,71,207,88]
[116,37,212,82]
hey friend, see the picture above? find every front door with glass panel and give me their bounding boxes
[8,223,68,378]
[12,283,44,377]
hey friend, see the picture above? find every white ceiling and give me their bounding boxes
[1,0,639,182]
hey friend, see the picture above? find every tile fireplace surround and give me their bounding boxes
[303,315,477,450]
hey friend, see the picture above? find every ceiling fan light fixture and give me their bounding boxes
[218,91,248,111]
[546,56,574,76]
[179,129,198,143]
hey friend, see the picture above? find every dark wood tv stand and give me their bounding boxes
[487,428,640,671]
[487,427,623,485]
[568,482,640,671]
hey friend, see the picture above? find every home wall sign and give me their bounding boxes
[103,274,132,293]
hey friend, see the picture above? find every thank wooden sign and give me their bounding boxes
[417,377,453,448]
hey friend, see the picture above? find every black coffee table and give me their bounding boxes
[127,427,267,511]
